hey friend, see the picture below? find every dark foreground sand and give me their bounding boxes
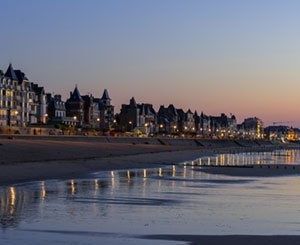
[0,138,298,185]
[140,234,300,245]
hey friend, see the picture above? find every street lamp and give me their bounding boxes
[128,121,133,132]
[44,113,48,124]
[97,118,100,122]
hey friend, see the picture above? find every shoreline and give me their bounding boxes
[0,137,299,186]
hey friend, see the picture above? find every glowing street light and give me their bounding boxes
[73,116,77,120]
[97,118,100,122]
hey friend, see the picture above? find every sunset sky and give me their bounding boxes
[1,0,300,126]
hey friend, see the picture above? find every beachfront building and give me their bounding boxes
[157,104,179,135]
[0,64,47,127]
[177,109,195,134]
[118,97,156,135]
[264,125,299,142]
[194,111,201,134]
[118,97,139,132]
[82,95,100,129]
[46,94,66,123]
[209,113,237,138]
[138,103,157,134]
[32,84,47,124]
[65,86,84,126]
[200,112,211,137]
[98,89,114,131]
[238,117,264,139]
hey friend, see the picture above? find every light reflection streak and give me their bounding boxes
[40,181,46,200]
[158,168,163,177]
[172,165,176,177]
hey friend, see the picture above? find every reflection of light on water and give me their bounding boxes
[127,171,131,180]
[94,180,99,190]
[70,180,76,195]
[9,187,16,207]
[143,169,147,178]
[93,179,100,199]
[183,165,187,178]
[172,165,176,177]
[190,150,300,167]
[9,187,16,215]
[40,181,46,200]
[158,168,163,177]
[111,171,115,189]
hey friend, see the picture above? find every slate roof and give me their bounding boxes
[101,89,111,100]
[4,63,18,80]
[14,70,28,82]
[70,86,83,102]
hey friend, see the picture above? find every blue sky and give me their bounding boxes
[1,0,300,125]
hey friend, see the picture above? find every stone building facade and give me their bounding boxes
[0,64,46,127]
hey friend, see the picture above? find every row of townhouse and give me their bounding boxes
[115,97,246,138]
[0,64,115,131]
[0,63,265,138]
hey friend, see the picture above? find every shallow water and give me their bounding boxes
[1,149,300,244]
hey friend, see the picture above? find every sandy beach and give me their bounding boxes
[0,136,299,185]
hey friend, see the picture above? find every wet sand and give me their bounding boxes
[0,138,298,185]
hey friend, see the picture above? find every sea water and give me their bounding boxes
[1,149,300,244]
